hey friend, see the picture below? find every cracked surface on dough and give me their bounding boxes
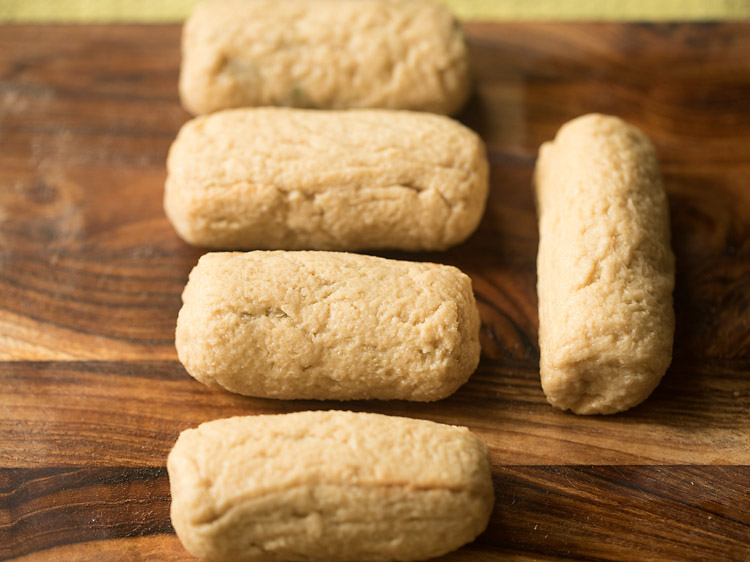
[179,0,471,115]
[164,107,488,251]
[176,251,481,401]
[534,114,675,415]
[167,411,494,562]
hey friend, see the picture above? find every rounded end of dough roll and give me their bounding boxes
[541,358,672,415]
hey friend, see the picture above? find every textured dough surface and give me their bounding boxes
[168,411,494,562]
[176,251,481,401]
[164,107,488,251]
[534,114,675,415]
[180,0,471,115]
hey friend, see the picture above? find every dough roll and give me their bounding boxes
[534,114,675,415]
[176,251,481,401]
[180,0,471,115]
[167,411,494,562]
[164,107,488,251]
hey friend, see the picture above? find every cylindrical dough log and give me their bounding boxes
[180,0,471,115]
[534,114,675,415]
[164,107,488,252]
[176,251,481,401]
[167,411,494,562]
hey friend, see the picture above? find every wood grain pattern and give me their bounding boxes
[2,467,748,561]
[1,359,748,467]
[0,22,749,561]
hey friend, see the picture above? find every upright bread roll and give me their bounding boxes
[167,411,494,562]
[180,0,471,115]
[534,114,675,415]
[176,251,481,401]
[164,107,488,251]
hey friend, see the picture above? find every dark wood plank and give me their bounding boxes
[1,359,748,467]
[2,466,748,561]
[0,467,172,561]
[0,25,193,361]
[1,21,749,561]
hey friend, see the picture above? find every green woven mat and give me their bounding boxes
[1,0,749,22]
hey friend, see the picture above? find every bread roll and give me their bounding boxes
[176,251,481,401]
[180,0,471,115]
[534,114,675,414]
[164,108,488,251]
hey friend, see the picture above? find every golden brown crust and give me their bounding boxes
[176,251,481,401]
[179,0,471,115]
[534,114,675,415]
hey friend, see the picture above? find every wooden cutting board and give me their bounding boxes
[1,22,748,561]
